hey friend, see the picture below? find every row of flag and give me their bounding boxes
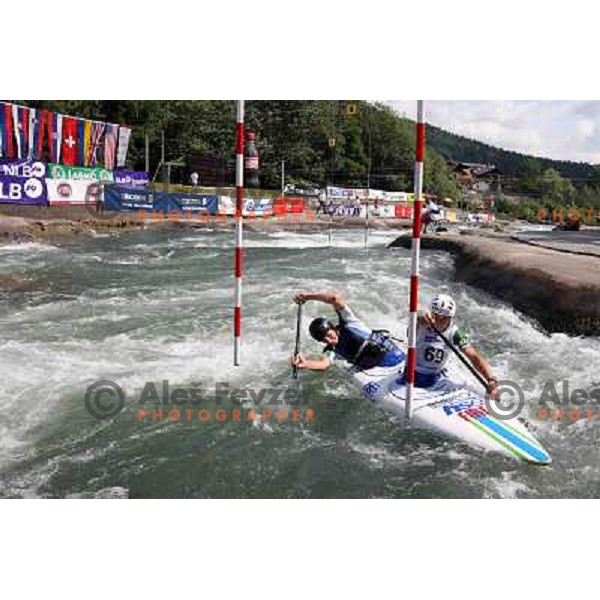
[0,102,132,170]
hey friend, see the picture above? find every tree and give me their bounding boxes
[19,99,482,198]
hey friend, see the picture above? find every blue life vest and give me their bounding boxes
[326,324,405,369]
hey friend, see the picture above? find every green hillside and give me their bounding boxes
[426,123,598,182]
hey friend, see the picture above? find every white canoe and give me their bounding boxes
[337,359,551,465]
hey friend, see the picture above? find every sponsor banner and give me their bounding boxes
[47,163,114,182]
[0,174,47,205]
[114,170,149,188]
[395,204,414,219]
[341,188,366,198]
[243,197,273,215]
[468,212,495,223]
[219,196,275,216]
[273,196,304,214]
[47,179,103,206]
[367,189,385,199]
[0,158,47,179]
[327,186,409,202]
[104,186,218,215]
[327,186,368,199]
[352,188,369,198]
[387,192,409,203]
[167,193,219,215]
[104,186,154,212]
[284,184,321,197]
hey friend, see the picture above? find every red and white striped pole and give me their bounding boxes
[234,100,245,366]
[406,100,425,420]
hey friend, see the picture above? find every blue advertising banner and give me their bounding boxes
[0,174,47,205]
[104,185,154,211]
[167,193,218,215]
[104,186,218,215]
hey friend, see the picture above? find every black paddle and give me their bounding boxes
[430,323,489,389]
[292,302,303,379]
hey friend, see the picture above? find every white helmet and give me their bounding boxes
[431,293,456,318]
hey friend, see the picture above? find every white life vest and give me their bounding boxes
[416,323,471,374]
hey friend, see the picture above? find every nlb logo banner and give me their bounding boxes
[0,159,47,179]
[0,175,47,204]
[0,159,48,205]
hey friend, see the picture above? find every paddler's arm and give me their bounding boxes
[293,291,345,310]
[290,353,332,371]
[409,311,433,336]
[462,346,498,392]
[416,311,434,328]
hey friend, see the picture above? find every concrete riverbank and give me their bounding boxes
[389,230,600,336]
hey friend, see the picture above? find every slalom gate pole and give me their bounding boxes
[405,100,425,420]
[234,100,244,366]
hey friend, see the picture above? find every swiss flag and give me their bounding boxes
[61,116,79,165]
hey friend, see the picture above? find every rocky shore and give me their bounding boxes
[0,204,410,245]
[389,230,600,337]
[0,206,164,244]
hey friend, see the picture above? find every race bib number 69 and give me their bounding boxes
[424,347,445,364]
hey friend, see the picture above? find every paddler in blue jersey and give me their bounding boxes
[290,290,405,371]
[409,293,499,396]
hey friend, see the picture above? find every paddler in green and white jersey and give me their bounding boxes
[408,293,499,396]
[290,290,406,372]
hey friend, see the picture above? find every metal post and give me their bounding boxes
[281,159,285,194]
[406,100,426,421]
[162,162,170,195]
[367,104,372,190]
[330,145,334,186]
[145,131,150,174]
[364,200,369,248]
